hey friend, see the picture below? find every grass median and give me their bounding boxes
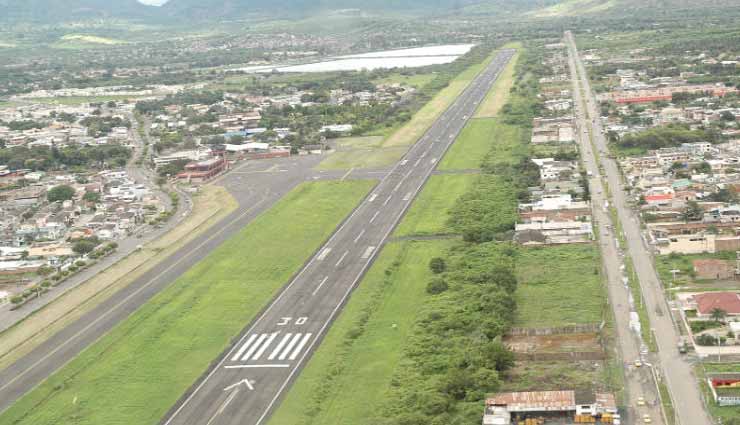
[439,118,526,171]
[0,180,374,425]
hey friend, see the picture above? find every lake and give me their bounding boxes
[236,44,476,74]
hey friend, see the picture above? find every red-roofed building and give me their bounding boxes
[692,292,740,317]
[645,193,674,206]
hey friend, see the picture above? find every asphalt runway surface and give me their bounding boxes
[162,49,515,425]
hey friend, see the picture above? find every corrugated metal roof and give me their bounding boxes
[486,391,576,412]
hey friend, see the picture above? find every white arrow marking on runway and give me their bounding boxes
[223,379,254,392]
[400,159,408,165]
[430,158,437,164]
[368,194,377,202]
[403,192,412,201]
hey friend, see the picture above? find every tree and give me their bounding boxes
[427,278,449,295]
[720,111,736,122]
[681,200,703,222]
[429,257,446,274]
[83,191,101,203]
[711,308,727,323]
[47,185,75,203]
[72,240,97,255]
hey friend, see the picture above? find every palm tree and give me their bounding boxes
[711,308,727,323]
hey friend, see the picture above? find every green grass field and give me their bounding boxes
[268,240,453,425]
[439,118,526,171]
[393,174,477,237]
[0,180,374,425]
[372,72,437,88]
[515,244,606,327]
[697,363,740,424]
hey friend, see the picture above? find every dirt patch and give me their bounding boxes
[505,332,602,353]
[0,185,238,370]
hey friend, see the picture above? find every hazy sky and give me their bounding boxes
[138,0,169,5]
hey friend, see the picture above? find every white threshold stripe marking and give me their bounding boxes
[383,195,393,206]
[231,334,257,362]
[225,364,290,369]
[252,333,278,360]
[368,194,377,202]
[361,246,375,260]
[289,333,312,360]
[335,251,349,267]
[316,248,332,261]
[401,159,408,165]
[279,334,303,360]
[353,229,365,243]
[241,333,268,361]
[268,333,293,360]
[312,276,329,296]
[430,158,438,164]
[369,211,380,223]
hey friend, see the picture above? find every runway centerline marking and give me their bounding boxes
[369,211,380,223]
[335,251,349,267]
[353,229,365,243]
[312,276,329,296]
[383,195,393,206]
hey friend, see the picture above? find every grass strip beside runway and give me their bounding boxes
[0,180,374,425]
[393,174,477,237]
[268,240,455,425]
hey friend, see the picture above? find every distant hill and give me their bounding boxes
[0,0,151,22]
[2,0,738,23]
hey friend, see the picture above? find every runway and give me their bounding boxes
[161,49,515,425]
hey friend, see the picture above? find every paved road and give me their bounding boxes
[566,31,711,425]
[0,155,340,413]
[161,50,516,425]
[566,35,664,425]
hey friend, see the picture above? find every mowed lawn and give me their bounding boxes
[394,174,476,237]
[0,180,374,425]
[475,44,521,118]
[439,118,526,171]
[515,244,606,328]
[269,240,454,425]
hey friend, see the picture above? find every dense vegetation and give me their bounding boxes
[614,124,724,152]
[379,242,517,425]
[0,144,131,171]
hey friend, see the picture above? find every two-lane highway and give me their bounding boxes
[163,49,516,425]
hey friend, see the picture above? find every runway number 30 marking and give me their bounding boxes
[277,317,308,326]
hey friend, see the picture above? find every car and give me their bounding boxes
[643,414,652,423]
[637,397,646,406]
[634,359,643,367]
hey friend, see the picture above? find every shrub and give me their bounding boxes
[11,295,23,304]
[426,278,449,295]
[429,257,446,274]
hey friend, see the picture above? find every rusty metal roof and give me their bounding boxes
[486,391,576,412]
